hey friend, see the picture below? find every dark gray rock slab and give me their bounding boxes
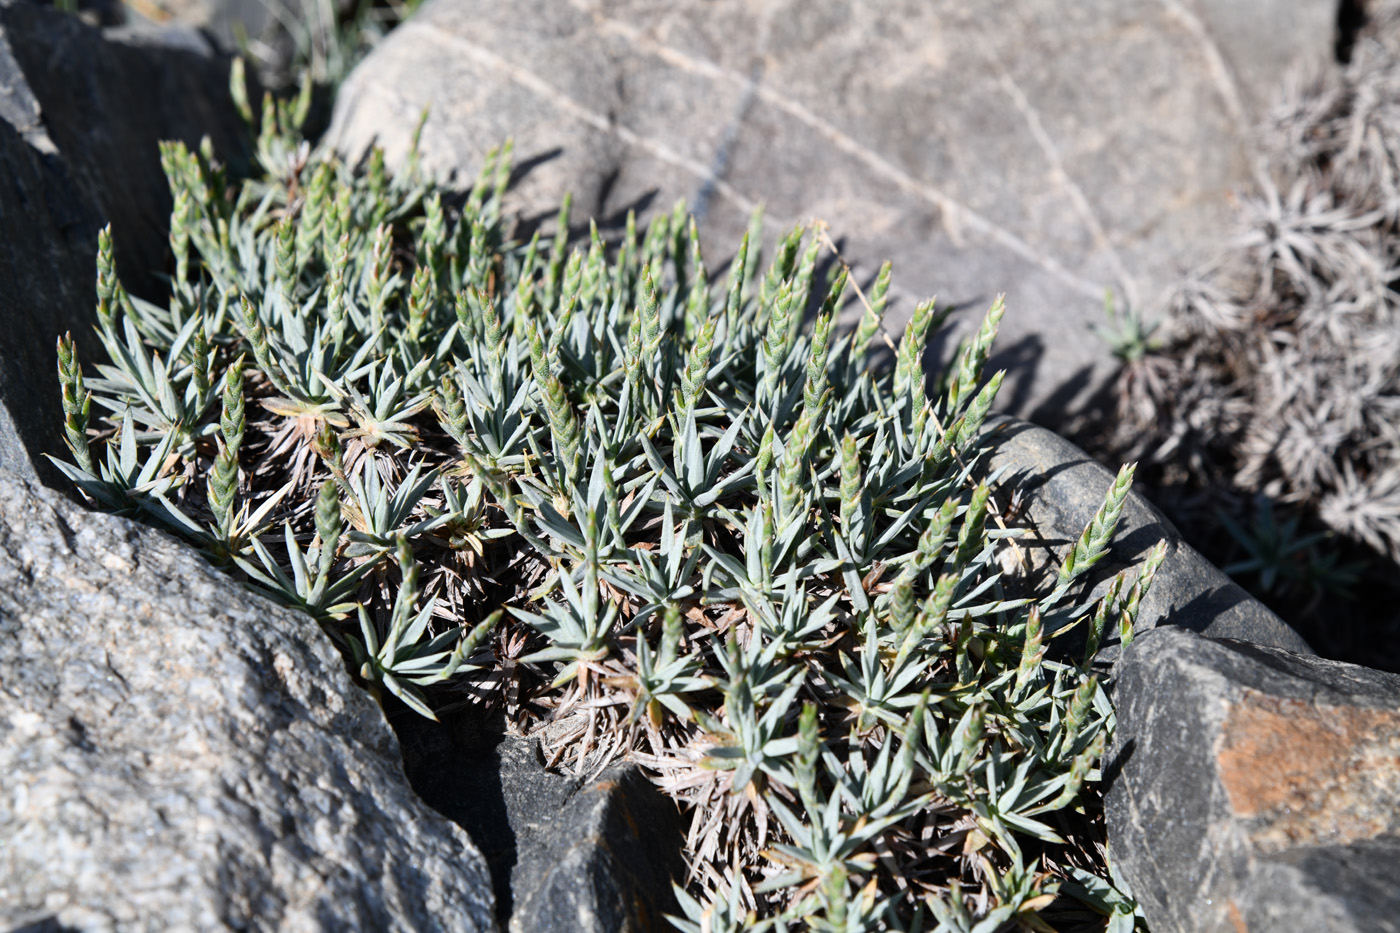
[0,3,247,488]
[0,111,97,486]
[326,0,1333,425]
[391,712,686,933]
[981,415,1311,655]
[4,8,251,296]
[1106,626,1400,933]
[508,759,685,933]
[0,470,496,931]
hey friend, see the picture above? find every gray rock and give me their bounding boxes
[980,415,1311,655]
[325,0,1334,425]
[127,0,358,87]
[0,1,247,487]
[0,470,496,932]
[508,758,685,933]
[0,110,96,486]
[5,7,250,298]
[391,714,686,932]
[1106,626,1400,933]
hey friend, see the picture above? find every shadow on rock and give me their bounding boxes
[388,702,687,933]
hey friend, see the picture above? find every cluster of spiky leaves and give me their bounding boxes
[52,64,1158,932]
[1100,6,1400,574]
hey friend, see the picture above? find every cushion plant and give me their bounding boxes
[52,65,1159,932]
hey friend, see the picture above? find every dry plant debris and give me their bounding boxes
[1103,5,1400,576]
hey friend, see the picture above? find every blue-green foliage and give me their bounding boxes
[52,63,1160,931]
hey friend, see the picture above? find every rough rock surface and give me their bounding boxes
[392,714,686,932]
[981,416,1311,656]
[1106,626,1400,933]
[0,471,496,932]
[327,0,1335,424]
[0,1,247,487]
[507,758,685,933]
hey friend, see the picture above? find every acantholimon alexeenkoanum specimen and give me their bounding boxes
[51,65,1160,932]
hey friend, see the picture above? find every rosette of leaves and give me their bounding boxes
[52,62,1159,932]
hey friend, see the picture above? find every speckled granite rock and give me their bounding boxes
[1106,627,1400,933]
[0,471,496,932]
[0,0,247,488]
[325,0,1334,424]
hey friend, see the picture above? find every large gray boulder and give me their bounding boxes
[326,0,1334,425]
[0,470,497,931]
[1107,626,1400,933]
[0,1,247,488]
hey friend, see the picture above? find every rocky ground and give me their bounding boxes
[1,1,1397,931]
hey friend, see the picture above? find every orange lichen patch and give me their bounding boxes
[1216,690,1400,852]
[1226,899,1248,933]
